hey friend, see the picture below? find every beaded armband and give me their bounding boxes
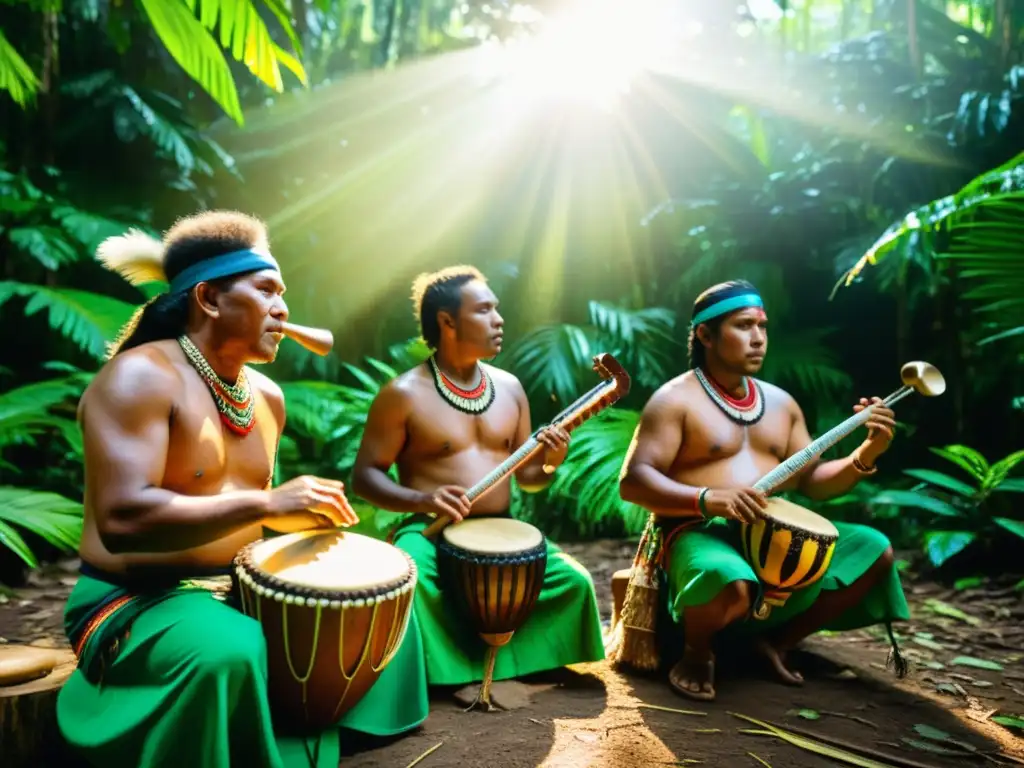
[852,455,877,475]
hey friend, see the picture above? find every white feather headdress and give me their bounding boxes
[96,228,168,286]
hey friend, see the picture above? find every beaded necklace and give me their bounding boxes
[178,335,256,436]
[695,366,765,426]
[428,355,495,415]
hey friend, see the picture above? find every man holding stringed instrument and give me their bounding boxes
[351,265,607,708]
[53,211,423,768]
[611,280,911,702]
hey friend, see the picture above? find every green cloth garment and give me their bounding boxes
[56,568,428,768]
[663,517,910,633]
[391,515,606,686]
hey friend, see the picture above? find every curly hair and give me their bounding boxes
[410,265,486,349]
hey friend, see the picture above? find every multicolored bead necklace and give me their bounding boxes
[178,335,256,436]
[428,355,495,415]
[695,366,765,426]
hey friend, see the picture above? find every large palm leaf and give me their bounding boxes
[840,150,1024,343]
[541,408,647,538]
[0,27,38,107]
[0,282,139,360]
[0,486,83,567]
[0,375,88,459]
[136,0,307,126]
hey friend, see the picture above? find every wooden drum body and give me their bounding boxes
[233,530,417,730]
[738,497,839,620]
[437,518,547,710]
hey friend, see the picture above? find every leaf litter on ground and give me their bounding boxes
[729,712,903,768]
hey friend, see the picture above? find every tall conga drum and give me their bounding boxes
[437,517,547,711]
[233,529,417,730]
[739,496,839,620]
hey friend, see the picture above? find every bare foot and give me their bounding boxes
[755,638,804,686]
[668,647,716,701]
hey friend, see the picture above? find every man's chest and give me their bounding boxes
[685,407,792,461]
[406,395,520,456]
[164,385,279,491]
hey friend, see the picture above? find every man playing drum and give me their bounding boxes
[56,211,425,768]
[351,265,606,705]
[618,280,910,702]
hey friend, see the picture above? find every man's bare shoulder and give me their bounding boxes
[485,364,525,397]
[643,371,698,416]
[755,378,800,413]
[85,342,181,400]
[246,366,285,423]
[376,364,431,409]
[246,367,283,405]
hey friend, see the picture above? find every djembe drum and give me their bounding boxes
[233,529,417,730]
[437,517,547,711]
[739,496,839,620]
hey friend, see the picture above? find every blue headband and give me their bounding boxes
[691,293,764,327]
[168,249,280,294]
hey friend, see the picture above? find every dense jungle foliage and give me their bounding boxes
[0,0,1022,587]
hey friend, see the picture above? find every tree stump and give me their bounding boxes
[0,644,77,768]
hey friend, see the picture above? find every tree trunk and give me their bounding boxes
[0,646,78,768]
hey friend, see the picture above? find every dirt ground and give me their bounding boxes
[2,540,1023,767]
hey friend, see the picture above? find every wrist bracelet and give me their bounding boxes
[697,487,711,519]
[852,455,877,475]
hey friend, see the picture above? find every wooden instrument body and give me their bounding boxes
[739,497,838,618]
[233,530,416,730]
[437,518,547,647]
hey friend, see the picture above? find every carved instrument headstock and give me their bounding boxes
[592,353,631,400]
[549,353,632,434]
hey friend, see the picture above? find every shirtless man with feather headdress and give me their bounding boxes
[55,211,426,768]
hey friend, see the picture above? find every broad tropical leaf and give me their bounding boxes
[500,323,593,407]
[902,469,978,497]
[758,327,852,397]
[984,449,1024,491]
[544,408,647,537]
[587,302,680,390]
[923,530,977,568]
[0,282,139,360]
[930,444,991,482]
[186,0,308,90]
[839,151,1024,341]
[137,0,245,125]
[993,517,1024,541]
[869,489,964,518]
[0,486,84,567]
[0,28,39,107]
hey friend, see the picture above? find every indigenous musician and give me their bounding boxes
[618,280,910,702]
[351,265,606,702]
[56,211,424,768]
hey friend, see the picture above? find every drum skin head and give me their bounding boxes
[248,529,412,591]
[761,497,839,537]
[441,518,544,554]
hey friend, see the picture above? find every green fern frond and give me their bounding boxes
[0,486,84,567]
[500,323,594,407]
[0,282,139,360]
[587,301,681,389]
[0,375,89,457]
[840,151,1024,293]
[544,408,647,538]
[8,226,81,270]
[0,28,39,108]
[759,327,852,397]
